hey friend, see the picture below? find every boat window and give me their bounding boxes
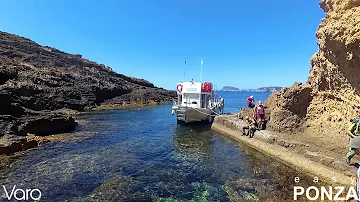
[183,93,200,106]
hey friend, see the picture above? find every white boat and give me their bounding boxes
[171,81,222,123]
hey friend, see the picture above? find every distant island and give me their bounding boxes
[219,86,283,92]
[220,86,240,91]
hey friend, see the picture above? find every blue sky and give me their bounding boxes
[0,0,325,90]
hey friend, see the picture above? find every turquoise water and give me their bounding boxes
[0,92,318,201]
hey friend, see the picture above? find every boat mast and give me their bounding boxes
[200,58,203,82]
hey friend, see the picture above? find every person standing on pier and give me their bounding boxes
[254,101,265,130]
[219,96,224,114]
[208,97,212,109]
[246,95,255,108]
[346,119,360,164]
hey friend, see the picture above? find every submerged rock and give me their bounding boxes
[89,176,148,201]
[224,178,289,201]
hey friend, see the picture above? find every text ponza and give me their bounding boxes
[293,177,358,201]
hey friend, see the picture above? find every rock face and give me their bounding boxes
[265,82,313,133]
[0,31,176,154]
[264,0,360,150]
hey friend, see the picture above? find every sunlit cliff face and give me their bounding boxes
[265,0,360,150]
[309,0,360,92]
[306,0,360,131]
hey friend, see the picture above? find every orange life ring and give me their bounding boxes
[177,84,183,92]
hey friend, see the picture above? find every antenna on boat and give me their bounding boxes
[200,58,203,82]
[184,58,186,82]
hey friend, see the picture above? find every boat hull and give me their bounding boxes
[173,107,216,123]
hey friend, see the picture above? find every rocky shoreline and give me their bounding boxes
[0,31,176,155]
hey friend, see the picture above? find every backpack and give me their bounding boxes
[350,119,360,123]
[350,119,360,135]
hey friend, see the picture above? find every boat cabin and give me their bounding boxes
[175,82,214,109]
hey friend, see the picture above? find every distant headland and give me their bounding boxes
[219,86,283,92]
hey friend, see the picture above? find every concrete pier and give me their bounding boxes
[211,114,356,186]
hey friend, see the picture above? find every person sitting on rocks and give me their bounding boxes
[237,108,243,119]
[346,119,360,164]
[246,95,255,108]
[254,101,265,130]
[242,116,257,138]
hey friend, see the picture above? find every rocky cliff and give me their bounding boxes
[263,0,360,152]
[0,31,176,154]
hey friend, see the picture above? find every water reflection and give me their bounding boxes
[172,123,213,161]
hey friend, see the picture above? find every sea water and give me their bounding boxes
[0,92,323,201]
